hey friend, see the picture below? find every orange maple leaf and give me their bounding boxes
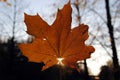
[19,2,95,70]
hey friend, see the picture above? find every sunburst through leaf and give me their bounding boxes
[18,2,95,70]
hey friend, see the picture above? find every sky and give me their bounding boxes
[0,0,120,76]
[24,0,69,25]
[24,0,109,75]
[26,0,120,75]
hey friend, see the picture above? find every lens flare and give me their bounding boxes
[57,58,64,65]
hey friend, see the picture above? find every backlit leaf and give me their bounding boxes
[19,2,95,70]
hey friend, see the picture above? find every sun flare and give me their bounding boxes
[57,58,64,65]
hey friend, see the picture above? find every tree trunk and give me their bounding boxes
[8,0,16,68]
[105,0,119,80]
[84,60,91,80]
[74,1,90,79]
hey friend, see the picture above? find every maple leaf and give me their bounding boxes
[19,2,95,70]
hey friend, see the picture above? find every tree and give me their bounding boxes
[105,0,119,80]
[71,0,120,78]
[99,65,114,80]
[72,0,91,80]
[0,0,31,69]
[0,0,31,43]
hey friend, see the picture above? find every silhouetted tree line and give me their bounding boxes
[99,65,120,80]
[0,40,100,80]
[0,39,44,80]
[0,40,85,80]
[2,39,120,80]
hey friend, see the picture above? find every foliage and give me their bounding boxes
[19,2,95,70]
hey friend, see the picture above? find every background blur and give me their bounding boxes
[0,0,120,80]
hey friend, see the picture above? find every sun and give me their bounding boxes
[57,58,64,66]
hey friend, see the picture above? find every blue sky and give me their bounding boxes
[23,0,108,75]
[24,0,69,25]
[0,0,108,75]
[26,0,120,75]
[0,0,120,75]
